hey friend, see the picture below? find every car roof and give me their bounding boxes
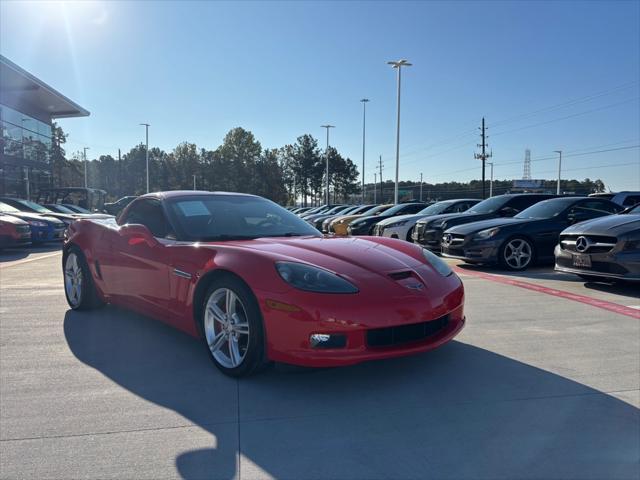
[140,191,260,200]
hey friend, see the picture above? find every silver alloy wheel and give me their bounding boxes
[204,288,250,369]
[64,252,83,307]
[503,238,533,269]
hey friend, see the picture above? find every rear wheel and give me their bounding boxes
[63,247,104,310]
[200,276,266,377]
[499,237,535,271]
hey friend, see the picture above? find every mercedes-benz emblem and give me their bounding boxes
[575,236,590,253]
[443,234,452,245]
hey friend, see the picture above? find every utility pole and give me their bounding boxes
[193,175,197,190]
[474,117,492,199]
[118,148,122,198]
[554,150,562,194]
[321,125,335,205]
[83,147,89,188]
[378,155,384,203]
[360,99,369,203]
[140,123,150,193]
[387,59,412,204]
[373,173,377,203]
[420,172,423,201]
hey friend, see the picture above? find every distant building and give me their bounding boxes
[0,55,89,198]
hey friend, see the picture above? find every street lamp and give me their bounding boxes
[387,59,412,204]
[140,123,150,193]
[83,147,90,188]
[321,124,335,205]
[360,98,369,203]
[487,162,494,197]
[419,172,423,201]
[554,150,562,195]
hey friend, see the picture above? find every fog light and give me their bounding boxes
[310,333,346,348]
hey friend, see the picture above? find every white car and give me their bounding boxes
[372,199,480,241]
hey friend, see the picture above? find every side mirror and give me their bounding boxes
[120,224,158,247]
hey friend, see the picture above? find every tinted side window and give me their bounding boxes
[400,204,426,214]
[122,200,174,238]
[506,196,549,213]
[622,195,640,207]
[580,200,621,215]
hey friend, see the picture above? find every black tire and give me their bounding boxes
[62,246,104,310]
[498,236,535,271]
[199,274,267,378]
[406,227,415,242]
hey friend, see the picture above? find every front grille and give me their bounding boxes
[560,234,617,254]
[367,315,449,348]
[16,225,30,234]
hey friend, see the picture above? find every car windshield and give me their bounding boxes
[380,204,419,216]
[418,201,456,215]
[627,204,640,214]
[515,199,574,219]
[166,195,321,241]
[18,200,53,214]
[48,205,75,214]
[0,202,20,213]
[65,204,91,213]
[467,196,511,214]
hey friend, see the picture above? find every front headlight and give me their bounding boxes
[474,227,500,239]
[28,220,48,227]
[387,220,408,228]
[623,239,639,252]
[422,248,453,277]
[275,262,358,293]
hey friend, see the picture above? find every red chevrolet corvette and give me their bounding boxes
[62,191,465,376]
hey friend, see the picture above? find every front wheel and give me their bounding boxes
[499,237,535,271]
[200,276,266,377]
[63,247,104,310]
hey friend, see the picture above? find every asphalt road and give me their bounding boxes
[0,248,638,480]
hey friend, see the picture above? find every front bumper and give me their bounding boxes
[441,238,500,264]
[554,245,640,282]
[412,225,444,251]
[373,223,411,240]
[258,283,465,367]
[347,224,373,236]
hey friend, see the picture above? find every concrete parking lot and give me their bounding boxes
[1,248,638,480]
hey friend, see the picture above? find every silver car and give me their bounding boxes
[555,204,640,282]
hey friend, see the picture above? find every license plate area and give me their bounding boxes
[572,254,592,268]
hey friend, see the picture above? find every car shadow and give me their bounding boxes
[0,244,61,263]
[64,307,639,480]
[584,280,640,299]
[454,262,583,283]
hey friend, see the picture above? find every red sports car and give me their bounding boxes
[62,191,465,377]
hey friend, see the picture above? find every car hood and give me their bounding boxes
[0,215,27,225]
[2,212,62,224]
[561,214,640,236]
[417,212,493,227]
[377,213,429,226]
[445,217,528,235]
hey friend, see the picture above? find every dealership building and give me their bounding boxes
[0,55,89,198]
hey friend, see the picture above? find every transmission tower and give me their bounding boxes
[523,149,532,180]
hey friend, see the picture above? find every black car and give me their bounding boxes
[441,197,623,270]
[412,194,557,251]
[104,196,137,216]
[347,202,428,236]
[555,203,640,282]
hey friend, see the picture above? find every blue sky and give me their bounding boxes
[2,0,639,191]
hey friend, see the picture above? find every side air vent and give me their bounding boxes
[388,271,412,280]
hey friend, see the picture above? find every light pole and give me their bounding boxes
[140,123,150,193]
[193,175,196,190]
[554,150,562,194]
[83,147,89,188]
[387,59,412,204]
[419,172,423,201]
[374,173,377,203]
[321,125,335,205]
[360,98,369,203]
[490,162,495,197]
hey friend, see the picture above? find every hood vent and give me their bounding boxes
[388,271,412,280]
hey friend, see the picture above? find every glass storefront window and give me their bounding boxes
[0,105,52,164]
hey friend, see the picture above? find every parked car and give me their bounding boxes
[347,203,428,236]
[292,206,313,215]
[0,197,77,226]
[320,204,376,233]
[303,205,354,226]
[329,204,393,235]
[36,187,107,213]
[0,201,66,244]
[555,203,640,282]
[104,196,137,216]
[413,194,557,252]
[373,199,480,241]
[62,204,92,214]
[441,197,623,271]
[0,214,31,250]
[44,203,114,219]
[62,191,465,377]
[299,204,344,219]
[609,191,640,208]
